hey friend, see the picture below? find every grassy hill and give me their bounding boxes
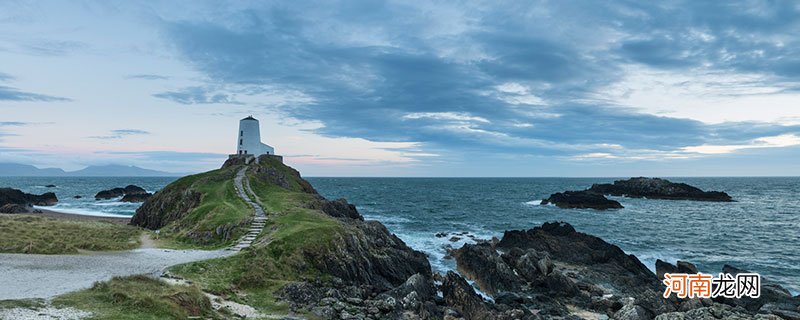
[46,156,429,318]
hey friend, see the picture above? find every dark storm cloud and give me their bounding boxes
[158,1,800,158]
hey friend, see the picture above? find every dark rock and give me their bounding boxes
[0,188,58,206]
[588,177,733,202]
[95,187,125,200]
[656,259,679,280]
[73,195,82,199]
[453,242,521,295]
[614,304,653,320]
[321,198,363,220]
[121,193,152,203]
[449,236,462,242]
[435,232,447,238]
[131,188,202,230]
[497,221,676,315]
[123,185,148,195]
[677,261,698,274]
[541,190,623,210]
[441,271,493,320]
[0,203,30,213]
[45,184,56,188]
[715,264,799,313]
[309,220,431,291]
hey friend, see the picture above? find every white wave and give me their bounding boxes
[34,205,132,218]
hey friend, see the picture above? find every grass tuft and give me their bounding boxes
[0,215,141,254]
[53,275,220,320]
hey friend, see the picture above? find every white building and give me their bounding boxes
[236,116,275,156]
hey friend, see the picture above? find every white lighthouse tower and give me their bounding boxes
[236,116,274,156]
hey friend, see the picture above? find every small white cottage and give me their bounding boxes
[236,116,274,156]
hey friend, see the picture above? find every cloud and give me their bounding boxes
[125,74,170,80]
[89,129,151,139]
[151,2,800,164]
[0,85,71,102]
[153,86,241,105]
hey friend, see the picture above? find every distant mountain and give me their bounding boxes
[0,163,181,177]
[0,163,67,176]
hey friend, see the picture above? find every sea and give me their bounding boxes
[2,176,798,293]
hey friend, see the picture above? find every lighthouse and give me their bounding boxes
[236,116,274,156]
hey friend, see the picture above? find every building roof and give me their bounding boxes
[242,115,257,121]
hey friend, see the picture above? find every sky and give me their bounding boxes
[1,0,799,177]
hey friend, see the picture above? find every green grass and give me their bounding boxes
[53,275,222,320]
[0,215,141,254]
[168,169,344,317]
[151,165,252,247]
[0,298,45,310]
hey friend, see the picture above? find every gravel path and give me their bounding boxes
[0,247,231,300]
[0,165,264,301]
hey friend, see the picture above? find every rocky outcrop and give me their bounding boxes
[121,193,152,203]
[588,177,733,201]
[541,190,624,209]
[714,264,800,315]
[95,187,125,199]
[95,185,150,200]
[131,187,202,230]
[309,220,431,291]
[0,187,58,206]
[655,259,699,280]
[321,198,364,220]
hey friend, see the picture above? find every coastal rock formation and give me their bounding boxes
[0,187,58,206]
[120,193,152,203]
[95,185,150,200]
[588,177,733,201]
[452,221,679,318]
[541,190,624,210]
[94,187,125,199]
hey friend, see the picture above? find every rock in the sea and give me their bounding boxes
[95,185,148,200]
[0,188,58,206]
[0,203,30,213]
[121,193,152,203]
[45,184,56,188]
[73,195,82,199]
[588,177,733,202]
[95,187,126,200]
[123,185,147,195]
[541,190,624,210]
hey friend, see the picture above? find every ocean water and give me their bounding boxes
[0,176,177,217]
[2,176,798,293]
[307,177,800,294]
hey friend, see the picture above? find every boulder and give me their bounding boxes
[121,193,152,203]
[441,271,493,320]
[45,184,56,188]
[588,177,733,202]
[0,188,58,206]
[541,190,623,210]
[0,203,30,213]
[73,195,82,199]
[453,242,521,295]
[95,187,125,200]
[123,185,148,195]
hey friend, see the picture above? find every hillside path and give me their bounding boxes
[229,165,267,251]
